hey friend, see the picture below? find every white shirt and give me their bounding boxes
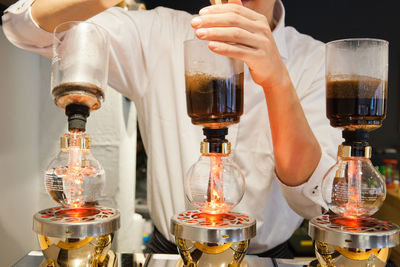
[2,0,342,253]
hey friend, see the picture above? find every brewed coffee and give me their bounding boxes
[186,72,244,128]
[326,76,387,131]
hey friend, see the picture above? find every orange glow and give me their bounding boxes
[200,155,231,214]
[196,212,235,226]
[332,217,363,229]
[65,138,85,207]
[342,161,363,218]
[65,165,85,207]
[201,202,231,215]
[55,207,100,218]
[343,187,361,218]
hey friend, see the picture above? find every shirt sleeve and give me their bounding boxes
[2,0,54,57]
[90,7,193,102]
[276,39,343,219]
[2,2,193,102]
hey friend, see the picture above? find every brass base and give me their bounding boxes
[39,249,117,267]
[176,238,250,267]
[171,211,256,267]
[175,258,248,267]
[315,241,390,267]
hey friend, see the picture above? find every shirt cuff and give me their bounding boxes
[2,0,53,55]
[276,151,336,219]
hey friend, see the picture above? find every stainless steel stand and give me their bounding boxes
[171,210,256,267]
[309,214,400,266]
[14,252,312,267]
[33,206,120,267]
[309,214,399,249]
[171,210,256,243]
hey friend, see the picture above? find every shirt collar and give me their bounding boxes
[272,0,288,60]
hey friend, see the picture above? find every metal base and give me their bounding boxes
[309,214,400,249]
[38,250,117,267]
[15,252,312,267]
[33,206,120,238]
[171,210,256,243]
[309,214,400,267]
[174,258,249,267]
[171,210,256,267]
[33,206,120,267]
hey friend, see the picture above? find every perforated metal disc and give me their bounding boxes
[171,210,256,243]
[33,206,120,238]
[309,214,399,249]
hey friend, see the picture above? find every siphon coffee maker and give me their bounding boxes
[33,21,120,267]
[308,38,399,266]
[170,39,256,267]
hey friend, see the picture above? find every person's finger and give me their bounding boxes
[199,3,264,22]
[207,40,259,62]
[228,0,243,6]
[196,26,263,49]
[191,13,269,35]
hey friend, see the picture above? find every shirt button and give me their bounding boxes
[311,186,319,195]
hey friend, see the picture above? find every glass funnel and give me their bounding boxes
[184,39,244,129]
[326,38,388,131]
[51,21,110,111]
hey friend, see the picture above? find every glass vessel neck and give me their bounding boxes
[200,141,231,155]
[338,144,372,159]
[339,130,371,158]
[200,127,231,154]
[65,104,90,131]
[60,132,91,151]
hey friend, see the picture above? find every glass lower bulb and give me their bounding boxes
[44,132,105,208]
[321,156,386,218]
[185,154,245,214]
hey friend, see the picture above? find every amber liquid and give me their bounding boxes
[186,73,244,128]
[326,76,387,131]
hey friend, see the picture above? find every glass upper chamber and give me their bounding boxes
[184,39,244,129]
[44,131,105,208]
[51,21,109,111]
[325,39,388,131]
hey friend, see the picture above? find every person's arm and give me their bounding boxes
[262,72,322,186]
[30,0,122,32]
[191,2,321,186]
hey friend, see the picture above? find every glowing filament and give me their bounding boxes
[64,133,85,208]
[344,160,363,218]
[201,155,231,214]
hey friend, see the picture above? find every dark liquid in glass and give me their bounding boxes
[326,76,387,131]
[186,73,244,128]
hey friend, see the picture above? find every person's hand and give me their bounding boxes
[190,0,290,90]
